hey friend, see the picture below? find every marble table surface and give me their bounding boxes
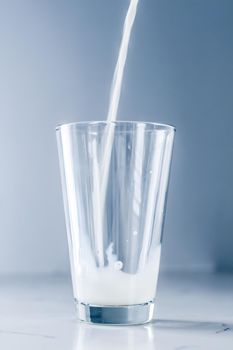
[0,272,232,350]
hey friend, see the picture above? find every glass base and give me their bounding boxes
[75,301,154,325]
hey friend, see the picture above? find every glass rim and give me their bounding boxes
[56,120,176,132]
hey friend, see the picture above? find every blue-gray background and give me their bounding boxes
[0,0,232,274]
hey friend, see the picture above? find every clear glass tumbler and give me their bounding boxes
[56,121,175,325]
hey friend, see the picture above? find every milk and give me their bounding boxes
[72,0,161,307]
[96,0,140,269]
[107,0,139,122]
[73,243,161,305]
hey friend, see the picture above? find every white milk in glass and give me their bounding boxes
[73,243,161,305]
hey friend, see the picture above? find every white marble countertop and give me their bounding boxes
[0,272,232,349]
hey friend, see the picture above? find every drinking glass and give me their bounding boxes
[56,121,175,325]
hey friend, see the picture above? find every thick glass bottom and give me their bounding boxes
[75,300,154,325]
